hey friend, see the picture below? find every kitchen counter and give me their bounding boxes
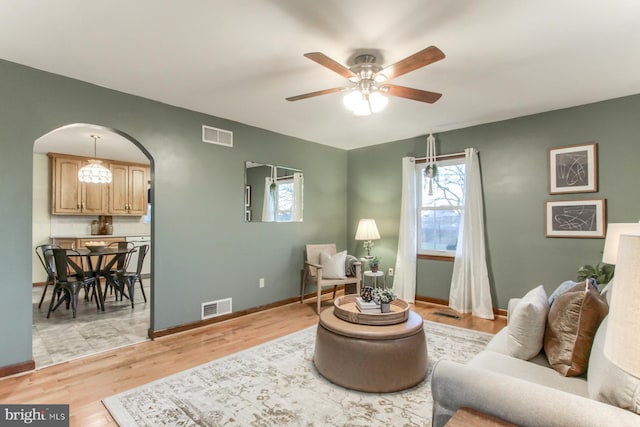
[51,234,149,239]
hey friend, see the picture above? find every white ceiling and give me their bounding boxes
[4,1,640,151]
[33,124,150,164]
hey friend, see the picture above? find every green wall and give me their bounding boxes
[2,55,639,371]
[0,59,348,368]
[348,95,640,309]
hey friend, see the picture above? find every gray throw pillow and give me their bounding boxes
[548,280,578,306]
[548,279,598,306]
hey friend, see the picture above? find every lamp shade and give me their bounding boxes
[602,223,640,264]
[78,159,113,184]
[343,90,388,116]
[355,219,381,241]
[78,134,112,184]
[604,234,640,377]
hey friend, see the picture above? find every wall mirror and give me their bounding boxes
[244,161,303,222]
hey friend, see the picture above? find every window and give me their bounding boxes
[417,158,466,257]
[274,178,294,222]
[264,172,303,222]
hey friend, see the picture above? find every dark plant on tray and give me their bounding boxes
[360,286,375,302]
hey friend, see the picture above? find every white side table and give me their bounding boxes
[364,270,386,288]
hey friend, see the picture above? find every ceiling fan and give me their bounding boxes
[286,46,445,116]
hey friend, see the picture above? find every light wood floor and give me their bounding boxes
[1,298,506,427]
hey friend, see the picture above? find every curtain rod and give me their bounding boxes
[415,151,466,162]
[276,174,294,180]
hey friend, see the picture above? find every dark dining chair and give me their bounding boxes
[46,248,98,318]
[117,244,149,307]
[102,241,135,299]
[35,244,60,308]
[132,244,149,303]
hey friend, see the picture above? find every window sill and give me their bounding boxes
[418,254,455,262]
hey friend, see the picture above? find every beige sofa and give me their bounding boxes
[431,303,640,427]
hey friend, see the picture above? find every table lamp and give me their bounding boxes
[600,222,640,294]
[604,233,640,378]
[355,219,380,258]
[602,222,640,265]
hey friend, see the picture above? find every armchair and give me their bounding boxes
[301,244,362,314]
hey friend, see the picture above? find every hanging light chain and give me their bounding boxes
[426,133,437,195]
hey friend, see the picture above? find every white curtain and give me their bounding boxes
[394,157,417,302]
[261,176,275,222]
[449,148,494,319]
[292,172,303,222]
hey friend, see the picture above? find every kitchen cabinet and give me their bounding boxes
[52,237,125,250]
[50,155,108,215]
[108,163,149,216]
[49,153,149,216]
[51,238,78,250]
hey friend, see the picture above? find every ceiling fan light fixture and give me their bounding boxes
[353,101,372,116]
[287,47,445,111]
[369,91,388,112]
[343,89,388,116]
[374,73,387,83]
[78,134,113,184]
[343,89,364,111]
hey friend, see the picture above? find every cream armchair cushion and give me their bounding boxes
[301,244,362,314]
[320,250,347,279]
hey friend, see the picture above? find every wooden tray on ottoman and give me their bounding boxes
[333,294,410,325]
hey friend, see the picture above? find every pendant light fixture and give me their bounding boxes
[78,134,112,184]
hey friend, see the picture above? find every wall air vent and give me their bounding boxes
[201,298,232,320]
[202,125,233,147]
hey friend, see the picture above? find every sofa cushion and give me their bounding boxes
[544,283,609,377]
[588,317,640,415]
[506,285,549,360]
[468,351,589,397]
[320,250,347,279]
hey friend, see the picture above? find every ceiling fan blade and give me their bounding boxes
[383,84,442,104]
[286,87,345,102]
[303,52,357,79]
[377,46,445,81]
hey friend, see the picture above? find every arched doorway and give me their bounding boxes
[32,123,153,367]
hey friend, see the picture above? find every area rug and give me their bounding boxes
[103,321,493,426]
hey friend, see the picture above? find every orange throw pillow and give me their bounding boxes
[543,283,608,377]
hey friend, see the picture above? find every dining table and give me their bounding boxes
[68,247,137,311]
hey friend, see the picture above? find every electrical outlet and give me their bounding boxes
[388,268,394,276]
[259,278,265,288]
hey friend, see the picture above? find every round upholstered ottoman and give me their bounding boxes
[314,309,428,392]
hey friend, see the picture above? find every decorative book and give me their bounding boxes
[356,297,380,311]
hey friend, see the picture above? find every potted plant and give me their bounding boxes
[576,262,615,285]
[372,287,396,313]
[368,255,381,272]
